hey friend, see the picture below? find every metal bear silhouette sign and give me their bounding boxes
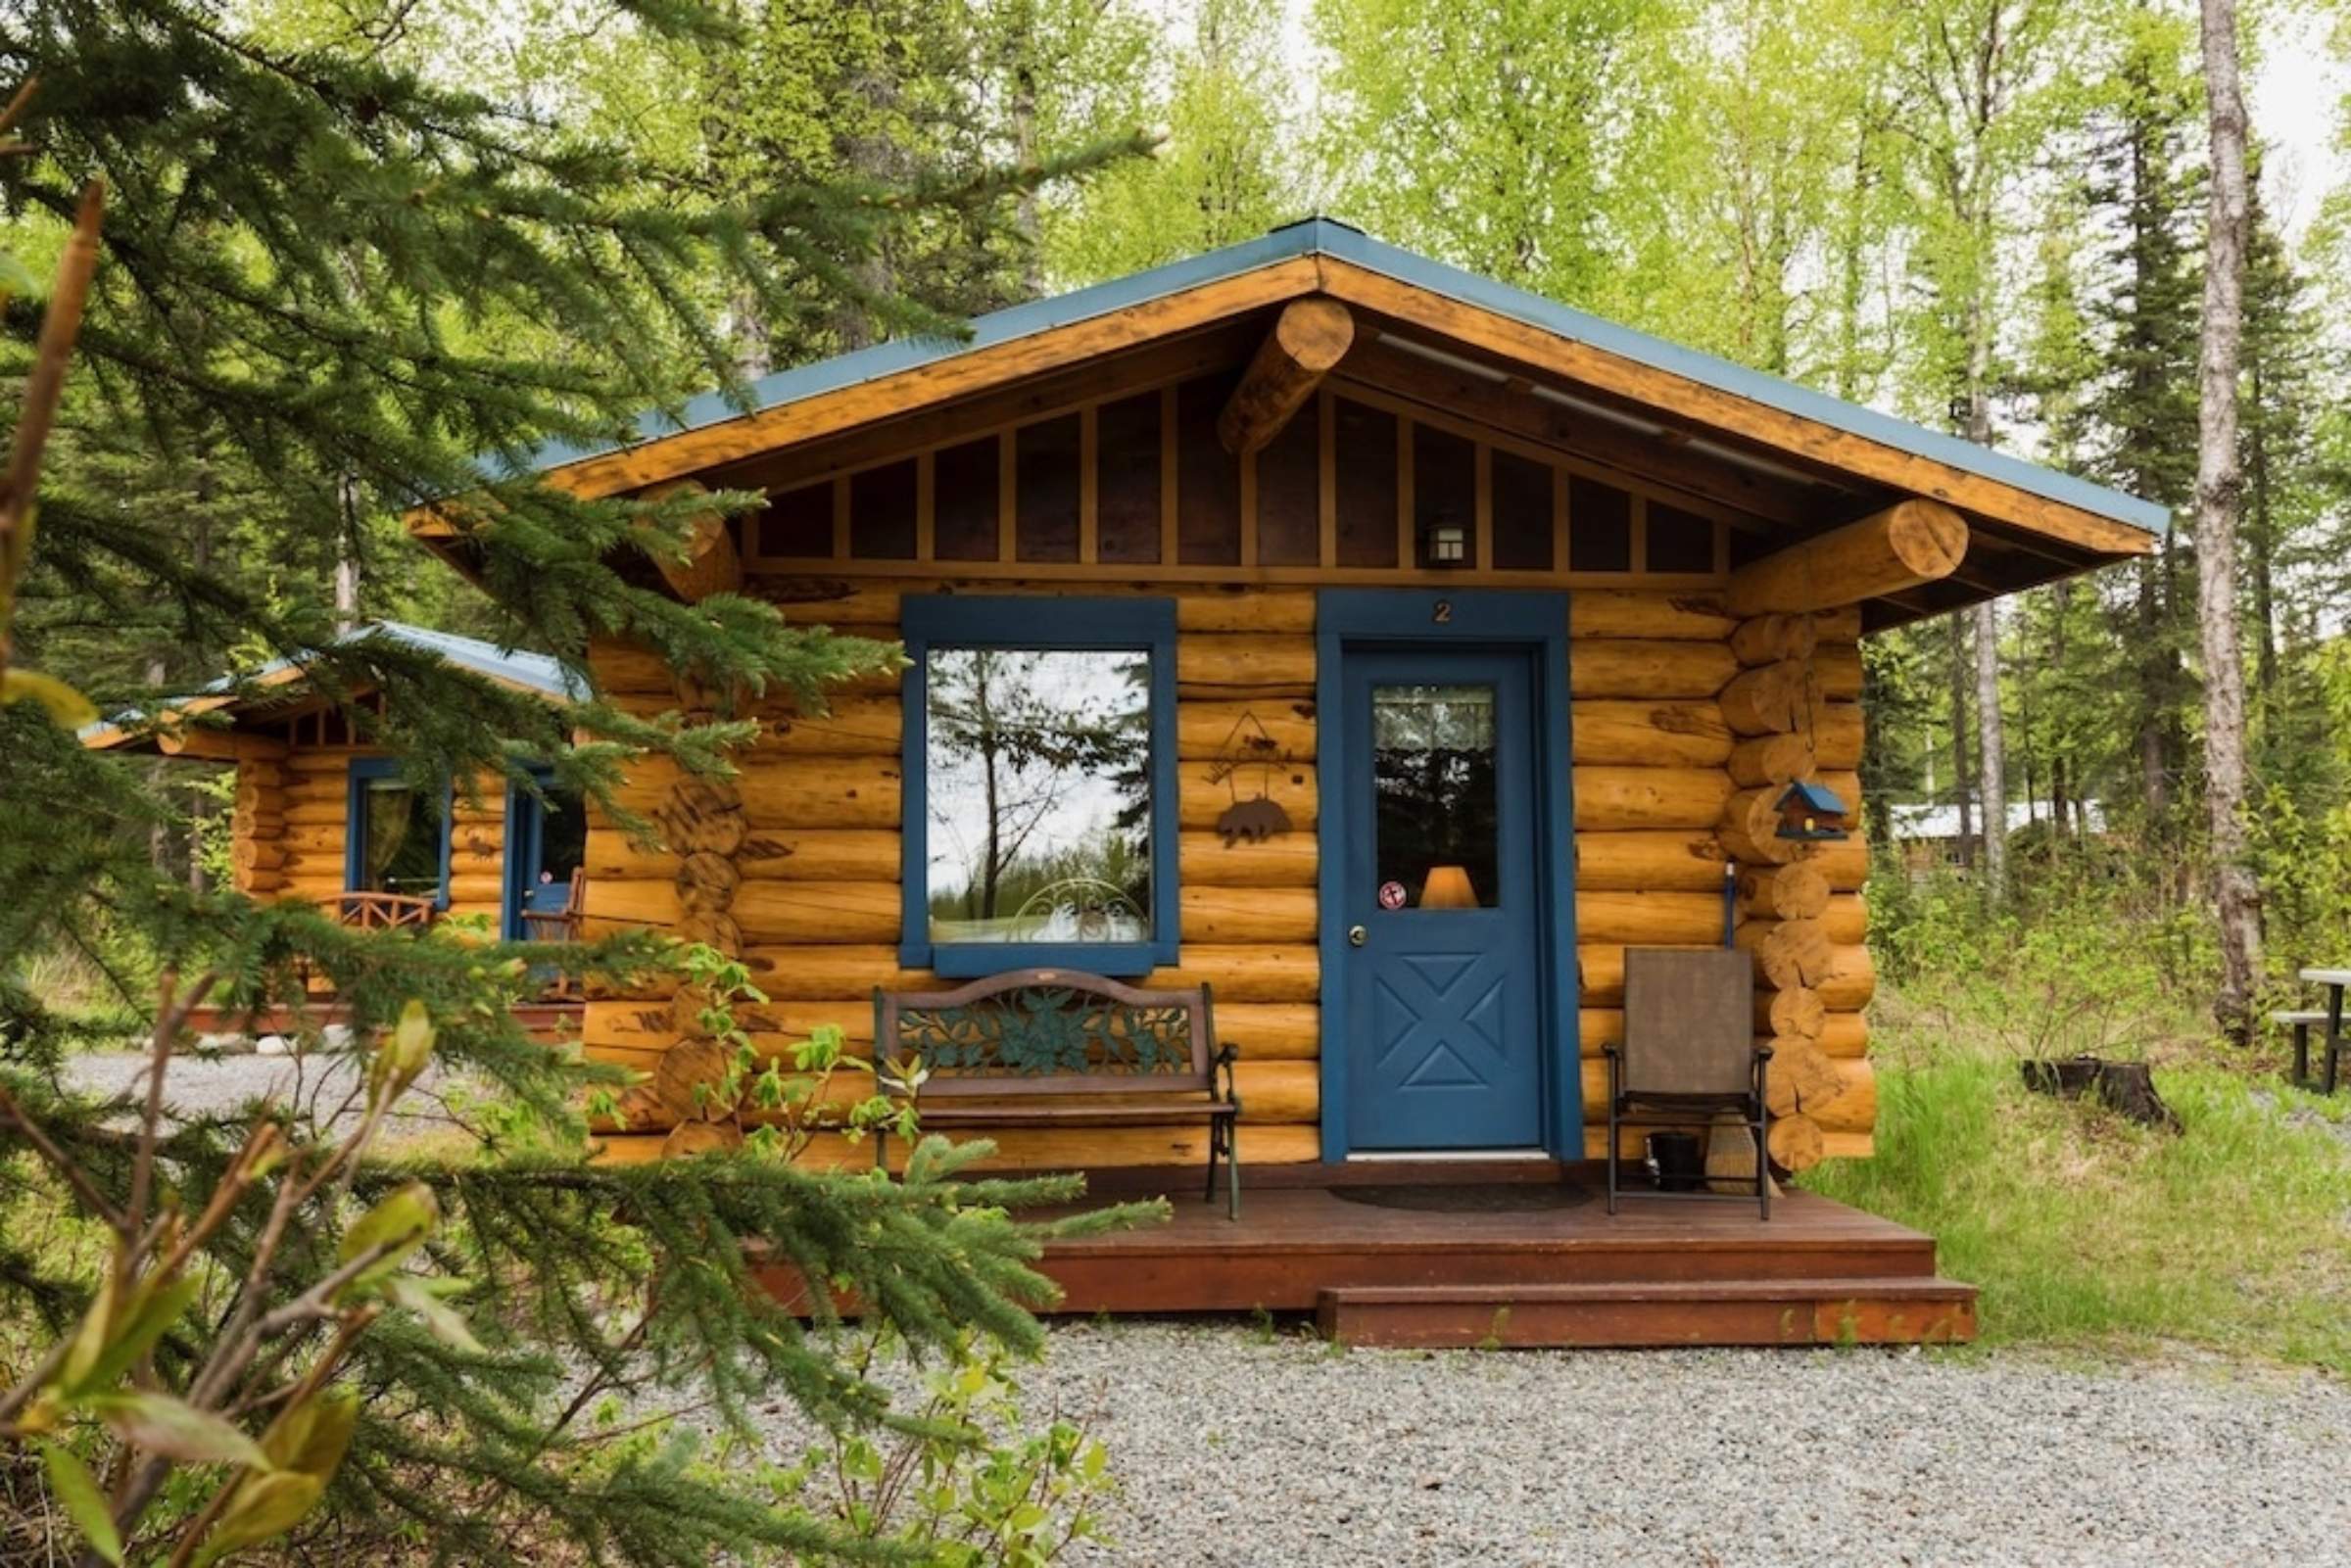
[1205,708,1301,847]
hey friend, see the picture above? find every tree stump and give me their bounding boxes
[1738,861,1829,921]
[659,1119,744,1158]
[1705,1113,1779,1196]
[656,777,747,856]
[2020,1057,2180,1130]
[653,1036,736,1123]
[1727,731,1817,788]
[1773,1037,1847,1113]
[1737,916,1833,990]
[674,850,742,915]
[1719,786,1801,865]
[1758,984,1826,1041]
[678,909,745,958]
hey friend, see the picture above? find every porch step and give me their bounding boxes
[1315,1276,1980,1350]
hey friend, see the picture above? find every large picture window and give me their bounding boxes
[901,596,1176,975]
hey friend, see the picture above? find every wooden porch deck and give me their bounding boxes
[1032,1162,1976,1349]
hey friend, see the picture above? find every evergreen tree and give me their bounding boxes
[0,2,1145,1559]
[2074,2,2203,840]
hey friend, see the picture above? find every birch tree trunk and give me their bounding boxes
[1973,600,2006,898]
[2196,0,2262,1044]
[334,473,361,633]
[1945,613,1975,868]
[1963,377,2007,900]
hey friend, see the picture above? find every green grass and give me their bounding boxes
[1807,1018,2351,1371]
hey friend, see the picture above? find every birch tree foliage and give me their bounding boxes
[1041,0,1295,285]
[1310,0,1666,303]
[1606,0,1903,377]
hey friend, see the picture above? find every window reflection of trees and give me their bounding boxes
[925,648,1153,944]
[1371,686,1500,909]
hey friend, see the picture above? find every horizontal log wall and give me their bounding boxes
[582,583,1331,1163]
[233,748,511,927]
[587,582,1878,1167]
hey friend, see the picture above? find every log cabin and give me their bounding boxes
[103,219,2167,1345]
[82,622,592,1008]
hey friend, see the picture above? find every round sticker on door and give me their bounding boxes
[1376,880,1409,911]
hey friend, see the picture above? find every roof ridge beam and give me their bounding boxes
[1217,298,1355,455]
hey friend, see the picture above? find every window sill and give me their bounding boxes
[919,942,1165,980]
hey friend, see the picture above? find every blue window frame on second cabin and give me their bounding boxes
[501,768,590,938]
[900,594,1178,978]
[345,757,456,909]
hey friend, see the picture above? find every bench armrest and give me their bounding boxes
[1213,1040,1240,1105]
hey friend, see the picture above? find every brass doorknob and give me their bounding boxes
[1348,925,1367,947]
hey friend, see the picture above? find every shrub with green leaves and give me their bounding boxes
[763,1326,1117,1567]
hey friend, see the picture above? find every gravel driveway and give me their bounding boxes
[1022,1322,2351,1568]
[60,1049,463,1142]
[53,1057,2351,1564]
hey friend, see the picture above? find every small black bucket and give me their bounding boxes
[1644,1131,1705,1193]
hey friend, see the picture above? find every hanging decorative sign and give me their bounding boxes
[1377,880,1409,911]
[1207,709,1299,847]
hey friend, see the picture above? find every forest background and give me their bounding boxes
[36,0,2351,1018]
[11,0,2351,1414]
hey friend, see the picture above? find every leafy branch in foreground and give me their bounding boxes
[1,985,462,1565]
[0,7,1168,1560]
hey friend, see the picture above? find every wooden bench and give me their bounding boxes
[874,969,1241,1218]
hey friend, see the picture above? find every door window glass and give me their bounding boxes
[1371,684,1499,910]
[531,783,587,913]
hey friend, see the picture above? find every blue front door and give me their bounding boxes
[1341,648,1544,1150]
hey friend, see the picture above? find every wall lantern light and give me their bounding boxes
[1423,515,1468,567]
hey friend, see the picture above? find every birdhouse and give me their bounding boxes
[1774,779,1851,841]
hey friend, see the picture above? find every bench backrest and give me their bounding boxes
[875,969,1217,1097]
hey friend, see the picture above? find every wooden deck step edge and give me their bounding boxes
[1323,1276,1977,1306]
[1316,1276,1979,1350]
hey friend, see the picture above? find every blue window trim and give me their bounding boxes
[345,755,456,910]
[500,768,552,940]
[1314,589,1580,1163]
[898,594,1179,977]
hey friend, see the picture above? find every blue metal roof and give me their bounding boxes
[351,621,583,700]
[84,620,580,743]
[507,216,2166,539]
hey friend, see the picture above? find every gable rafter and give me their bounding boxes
[1312,256,2156,558]
[1330,334,1839,529]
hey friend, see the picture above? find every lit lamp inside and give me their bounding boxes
[1424,518,1467,566]
[1419,864,1479,909]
